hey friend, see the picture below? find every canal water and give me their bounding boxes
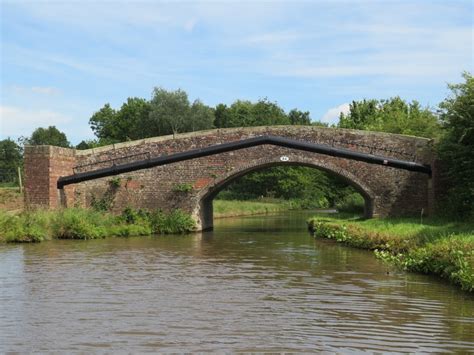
[0,211,473,352]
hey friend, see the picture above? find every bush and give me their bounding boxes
[0,210,52,243]
[150,209,195,234]
[120,207,149,224]
[53,208,108,240]
[173,183,193,193]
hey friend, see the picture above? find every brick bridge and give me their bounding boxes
[24,126,438,230]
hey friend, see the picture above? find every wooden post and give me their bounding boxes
[17,166,23,194]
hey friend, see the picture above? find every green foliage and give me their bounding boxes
[53,208,108,239]
[90,194,113,212]
[120,206,148,224]
[308,216,474,291]
[213,98,290,128]
[216,165,362,209]
[173,183,193,193]
[90,179,121,211]
[108,177,121,188]
[89,99,153,143]
[0,207,196,243]
[27,126,70,147]
[437,72,474,219]
[89,103,119,142]
[213,199,290,218]
[110,223,152,237]
[0,139,22,170]
[189,99,215,132]
[288,109,312,125]
[288,197,330,209]
[338,97,441,138]
[149,209,196,234]
[0,139,22,185]
[335,192,365,213]
[75,139,111,150]
[149,88,192,135]
[147,88,214,135]
[0,210,53,243]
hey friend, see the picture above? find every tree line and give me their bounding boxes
[1,73,472,218]
[83,90,314,148]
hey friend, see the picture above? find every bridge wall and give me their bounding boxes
[24,126,435,230]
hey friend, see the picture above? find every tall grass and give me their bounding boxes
[0,207,196,243]
[307,216,474,291]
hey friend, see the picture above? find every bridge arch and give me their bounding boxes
[194,155,376,230]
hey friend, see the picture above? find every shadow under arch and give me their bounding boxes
[194,156,376,231]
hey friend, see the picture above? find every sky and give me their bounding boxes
[1,0,473,145]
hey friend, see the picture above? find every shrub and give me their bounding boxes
[173,183,193,193]
[120,207,149,224]
[53,208,108,240]
[1,210,52,243]
[150,209,195,234]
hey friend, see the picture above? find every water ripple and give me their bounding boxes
[0,212,473,352]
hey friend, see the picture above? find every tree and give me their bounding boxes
[437,72,474,219]
[0,139,22,169]
[149,88,190,135]
[116,97,152,140]
[76,139,103,150]
[288,109,311,125]
[88,99,152,143]
[338,97,441,138]
[251,98,289,126]
[0,138,22,185]
[217,98,290,128]
[27,126,70,147]
[214,103,230,128]
[89,103,118,141]
[188,100,215,132]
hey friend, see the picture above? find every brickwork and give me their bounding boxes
[23,126,436,230]
[24,145,76,209]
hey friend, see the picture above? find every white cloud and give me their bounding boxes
[184,18,198,32]
[321,103,350,124]
[243,31,304,45]
[12,86,61,96]
[0,105,73,138]
[31,86,61,95]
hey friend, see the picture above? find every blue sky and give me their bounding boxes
[1,0,472,145]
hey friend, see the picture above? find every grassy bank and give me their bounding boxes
[0,188,23,212]
[307,216,474,291]
[213,197,352,218]
[0,207,195,243]
[213,199,291,218]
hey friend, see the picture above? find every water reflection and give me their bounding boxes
[0,211,472,352]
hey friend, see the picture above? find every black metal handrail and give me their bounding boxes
[57,135,431,189]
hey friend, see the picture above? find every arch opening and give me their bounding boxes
[196,161,375,231]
